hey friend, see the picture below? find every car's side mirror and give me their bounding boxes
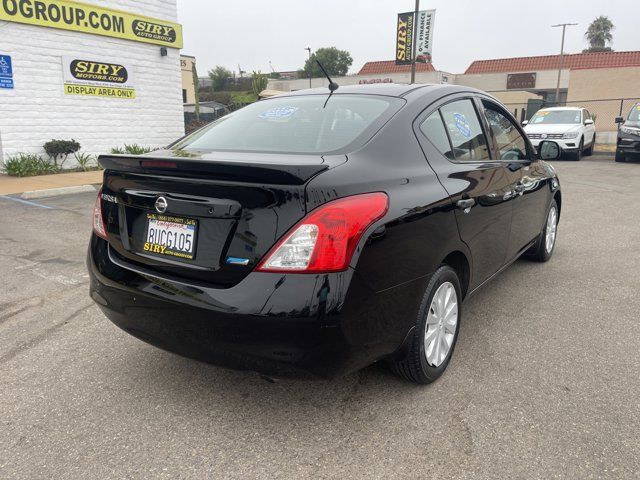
[584,119,594,125]
[521,120,529,126]
[538,141,561,160]
[615,116,625,124]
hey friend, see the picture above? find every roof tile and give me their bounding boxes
[464,51,640,74]
[358,60,435,75]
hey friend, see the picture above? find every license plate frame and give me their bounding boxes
[143,213,198,260]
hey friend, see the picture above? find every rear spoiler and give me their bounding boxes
[98,155,330,186]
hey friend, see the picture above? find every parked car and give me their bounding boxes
[615,103,640,162]
[523,107,596,160]
[88,84,562,384]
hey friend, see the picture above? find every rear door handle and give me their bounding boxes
[456,198,476,210]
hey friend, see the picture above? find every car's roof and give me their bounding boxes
[538,106,583,111]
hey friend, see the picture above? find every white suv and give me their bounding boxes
[523,107,596,160]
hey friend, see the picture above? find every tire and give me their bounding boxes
[527,199,559,262]
[572,138,584,161]
[391,265,462,384]
[584,135,595,156]
[615,152,626,163]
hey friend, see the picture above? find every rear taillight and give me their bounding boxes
[256,192,389,273]
[93,189,108,240]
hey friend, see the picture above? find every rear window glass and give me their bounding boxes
[176,95,400,154]
[530,110,581,124]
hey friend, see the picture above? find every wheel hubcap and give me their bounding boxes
[424,282,458,367]
[545,206,557,253]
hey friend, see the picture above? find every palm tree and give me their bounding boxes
[583,16,614,52]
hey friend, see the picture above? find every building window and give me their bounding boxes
[182,89,187,104]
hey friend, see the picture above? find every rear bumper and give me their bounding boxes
[88,236,423,378]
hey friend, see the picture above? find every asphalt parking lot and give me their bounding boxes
[1,154,639,479]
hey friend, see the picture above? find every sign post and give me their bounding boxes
[410,0,420,84]
[0,55,14,89]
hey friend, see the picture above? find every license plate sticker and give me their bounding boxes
[144,213,197,260]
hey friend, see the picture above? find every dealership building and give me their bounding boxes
[268,51,640,138]
[0,0,185,165]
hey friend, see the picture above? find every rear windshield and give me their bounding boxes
[530,110,581,125]
[627,104,640,122]
[174,94,401,154]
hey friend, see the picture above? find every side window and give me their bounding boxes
[439,99,490,161]
[584,109,591,121]
[482,102,528,161]
[419,111,454,159]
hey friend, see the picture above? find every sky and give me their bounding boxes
[177,0,639,76]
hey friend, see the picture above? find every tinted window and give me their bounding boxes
[174,95,398,154]
[584,109,591,120]
[483,102,528,161]
[530,109,581,124]
[439,99,490,161]
[420,111,453,159]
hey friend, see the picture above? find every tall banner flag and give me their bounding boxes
[395,12,414,65]
[395,10,436,65]
[415,10,436,63]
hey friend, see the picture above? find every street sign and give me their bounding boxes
[0,54,14,89]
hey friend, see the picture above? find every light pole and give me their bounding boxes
[552,23,577,105]
[410,0,420,84]
[304,47,312,88]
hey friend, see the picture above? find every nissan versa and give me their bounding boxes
[88,84,562,384]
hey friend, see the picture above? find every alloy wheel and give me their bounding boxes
[424,281,458,367]
[545,206,558,253]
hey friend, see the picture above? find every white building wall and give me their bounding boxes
[0,0,184,165]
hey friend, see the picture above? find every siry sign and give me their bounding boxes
[0,0,182,48]
[395,12,414,65]
[62,57,135,99]
[396,10,436,65]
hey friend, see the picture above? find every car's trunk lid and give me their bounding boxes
[98,151,345,287]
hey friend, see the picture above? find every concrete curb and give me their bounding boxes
[20,184,98,199]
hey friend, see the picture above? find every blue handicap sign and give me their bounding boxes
[0,55,14,89]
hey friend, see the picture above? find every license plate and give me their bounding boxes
[143,213,197,260]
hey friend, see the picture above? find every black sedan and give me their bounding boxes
[615,102,640,162]
[88,84,562,384]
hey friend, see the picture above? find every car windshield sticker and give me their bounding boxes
[259,106,298,119]
[453,113,471,138]
[636,105,640,111]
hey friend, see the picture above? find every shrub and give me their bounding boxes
[1,153,59,177]
[199,91,232,105]
[43,139,81,167]
[74,152,96,171]
[110,145,154,155]
[251,71,268,98]
[124,144,153,155]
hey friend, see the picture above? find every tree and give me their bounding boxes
[208,66,232,91]
[251,71,268,97]
[583,16,614,53]
[303,47,353,78]
[191,62,200,121]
